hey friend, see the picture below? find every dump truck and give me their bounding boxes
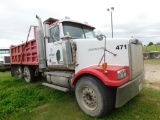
[0,48,10,71]
[10,15,144,118]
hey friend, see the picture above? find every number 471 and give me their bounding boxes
[116,45,127,50]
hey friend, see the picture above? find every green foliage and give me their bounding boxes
[0,71,160,120]
[143,45,160,52]
[147,42,154,46]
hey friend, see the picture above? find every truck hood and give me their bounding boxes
[73,38,131,73]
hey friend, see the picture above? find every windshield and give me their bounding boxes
[0,49,10,54]
[63,22,95,39]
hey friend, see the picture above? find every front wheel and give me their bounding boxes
[75,76,115,118]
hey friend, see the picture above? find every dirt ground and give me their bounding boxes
[144,63,160,90]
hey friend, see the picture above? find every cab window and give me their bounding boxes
[49,26,60,43]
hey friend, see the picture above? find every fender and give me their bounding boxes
[72,65,130,87]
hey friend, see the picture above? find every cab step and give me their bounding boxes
[42,83,69,92]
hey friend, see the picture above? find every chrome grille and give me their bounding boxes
[4,56,10,63]
[130,39,144,79]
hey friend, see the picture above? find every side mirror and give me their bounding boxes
[94,30,103,41]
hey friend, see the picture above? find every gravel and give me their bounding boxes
[145,63,160,82]
[144,63,160,89]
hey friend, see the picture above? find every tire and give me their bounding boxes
[143,53,150,59]
[24,66,34,82]
[152,52,160,59]
[75,76,115,118]
[18,66,23,79]
[11,65,16,76]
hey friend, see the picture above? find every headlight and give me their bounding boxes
[117,69,126,80]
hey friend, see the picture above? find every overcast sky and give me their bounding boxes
[0,0,160,48]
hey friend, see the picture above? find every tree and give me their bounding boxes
[147,42,154,46]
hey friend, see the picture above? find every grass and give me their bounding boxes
[144,59,160,64]
[143,46,160,52]
[0,71,160,120]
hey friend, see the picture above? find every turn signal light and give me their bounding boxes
[102,63,107,69]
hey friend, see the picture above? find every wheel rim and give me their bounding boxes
[24,68,30,82]
[81,87,98,110]
[144,54,149,59]
[154,53,160,58]
[18,67,23,78]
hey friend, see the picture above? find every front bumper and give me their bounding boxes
[115,72,144,108]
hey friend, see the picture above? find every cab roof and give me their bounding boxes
[43,17,95,29]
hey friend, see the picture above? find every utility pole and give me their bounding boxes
[107,7,114,38]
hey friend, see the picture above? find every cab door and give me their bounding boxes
[45,25,64,66]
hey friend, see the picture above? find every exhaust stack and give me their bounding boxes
[36,15,46,69]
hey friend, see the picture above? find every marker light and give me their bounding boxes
[102,63,107,69]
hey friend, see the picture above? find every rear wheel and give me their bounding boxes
[152,52,160,59]
[75,76,115,118]
[143,53,150,59]
[24,66,34,82]
[18,66,23,79]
